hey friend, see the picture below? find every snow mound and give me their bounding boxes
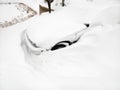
[92,5,120,25]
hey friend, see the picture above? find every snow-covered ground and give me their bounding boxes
[0,2,37,28]
[0,0,120,90]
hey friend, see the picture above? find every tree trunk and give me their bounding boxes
[62,0,65,7]
[46,0,51,13]
[45,0,54,13]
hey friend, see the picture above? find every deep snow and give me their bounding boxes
[0,0,120,90]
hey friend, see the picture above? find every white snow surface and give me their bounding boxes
[0,0,120,90]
